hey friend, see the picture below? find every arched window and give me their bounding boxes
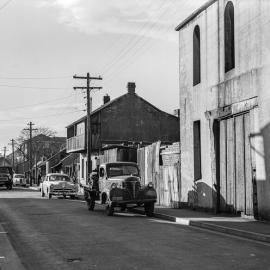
[224,1,235,72]
[193,25,201,86]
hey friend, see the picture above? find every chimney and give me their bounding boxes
[127,82,136,94]
[103,94,110,104]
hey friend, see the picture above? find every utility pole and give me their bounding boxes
[73,73,102,182]
[24,122,38,186]
[9,139,15,169]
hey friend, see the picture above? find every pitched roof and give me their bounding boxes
[66,92,178,128]
[175,0,217,31]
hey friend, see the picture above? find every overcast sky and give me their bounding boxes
[0,0,207,153]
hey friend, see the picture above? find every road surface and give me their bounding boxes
[0,187,269,270]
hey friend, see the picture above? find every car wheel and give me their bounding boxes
[70,195,76,200]
[41,188,45,197]
[63,195,66,199]
[87,198,95,211]
[144,202,154,217]
[49,193,52,199]
[120,205,126,212]
[105,204,114,216]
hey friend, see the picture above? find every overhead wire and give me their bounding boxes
[102,1,190,82]
[0,0,13,11]
[97,0,173,76]
[0,75,72,80]
[0,93,74,111]
[0,109,85,122]
[0,84,70,90]
[95,0,153,72]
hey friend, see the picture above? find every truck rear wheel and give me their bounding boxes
[87,198,95,211]
[144,202,154,217]
[105,204,114,216]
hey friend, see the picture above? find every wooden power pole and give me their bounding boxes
[10,139,15,169]
[73,73,102,182]
[24,122,37,186]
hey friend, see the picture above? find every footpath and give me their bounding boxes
[132,206,270,244]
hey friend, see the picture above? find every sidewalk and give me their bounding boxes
[132,206,270,244]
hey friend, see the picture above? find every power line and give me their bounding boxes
[0,94,74,111]
[103,5,181,81]
[98,0,172,76]
[0,75,71,80]
[0,109,85,122]
[0,84,70,90]
[99,0,176,77]
[0,0,13,11]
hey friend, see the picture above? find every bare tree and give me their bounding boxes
[16,126,57,144]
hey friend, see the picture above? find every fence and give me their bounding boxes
[137,141,180,207]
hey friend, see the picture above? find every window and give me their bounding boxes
[193,25,201,86]
[224,1,235,72]
[193,120,202,181]
[81,158,84,178]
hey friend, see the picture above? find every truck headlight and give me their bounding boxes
[148,182,153,188]
[111,183,117,189]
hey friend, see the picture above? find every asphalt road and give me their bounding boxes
[0,187,269,270]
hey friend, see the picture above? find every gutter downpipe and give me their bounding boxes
[178,31,182,206]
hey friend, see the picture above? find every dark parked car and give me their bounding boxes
[0,166,13,190]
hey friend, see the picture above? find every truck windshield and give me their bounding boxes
[49,175,70,182]
[107,164,139,177]
[15,175,24,178]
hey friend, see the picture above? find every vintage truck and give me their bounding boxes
[84,162,157,216]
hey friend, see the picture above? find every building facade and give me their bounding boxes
[177,0,270,219]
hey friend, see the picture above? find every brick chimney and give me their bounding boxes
[127,82,136,94]
[103,94,110,104]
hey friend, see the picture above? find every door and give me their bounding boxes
[219,112,253,215]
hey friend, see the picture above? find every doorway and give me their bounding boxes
[217,112,253,215]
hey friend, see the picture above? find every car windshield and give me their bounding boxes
[49,175,70,182]
[107,164,139,177]
[15,175,24,178]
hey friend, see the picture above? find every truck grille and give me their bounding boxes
[52,188,74,192]
[124,178,140,199]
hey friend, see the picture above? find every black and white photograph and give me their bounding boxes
[0,0,270,269]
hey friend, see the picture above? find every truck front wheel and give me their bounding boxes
[144,202,154,217]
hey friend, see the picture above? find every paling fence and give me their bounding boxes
[137,141,180,208]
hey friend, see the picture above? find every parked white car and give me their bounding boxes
[13,174,26,186]
[40,173,77,199]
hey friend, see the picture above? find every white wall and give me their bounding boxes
[178,0,270,212]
